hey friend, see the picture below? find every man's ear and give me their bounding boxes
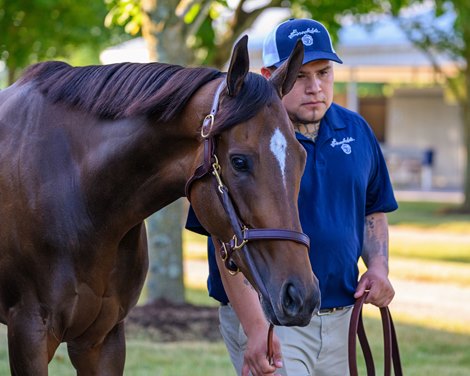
[269,39,304,98]
[260,67,272,79]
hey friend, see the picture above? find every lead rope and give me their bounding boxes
[267,293,403,374]
[267,323,274,365]
[348,291,403,376]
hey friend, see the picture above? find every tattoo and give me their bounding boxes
[362,214,389,269]
[295,122,320,141]
[366,216,375,231]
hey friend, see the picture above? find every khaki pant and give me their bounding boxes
[219,304,352,376]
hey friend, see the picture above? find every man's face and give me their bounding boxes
[281,59,334,124]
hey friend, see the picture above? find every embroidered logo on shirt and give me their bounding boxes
[330,137,355,154]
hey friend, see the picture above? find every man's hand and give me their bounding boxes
[354,265,395,307]
[242,327,283,376]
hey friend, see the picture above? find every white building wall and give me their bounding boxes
[386,87,464,189]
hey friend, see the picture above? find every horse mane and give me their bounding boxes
[19,61,222,121]
[19,61,278,129]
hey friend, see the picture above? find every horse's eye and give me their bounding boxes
[231,155,249,172]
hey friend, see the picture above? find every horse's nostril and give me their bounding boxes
[282,282,303,317]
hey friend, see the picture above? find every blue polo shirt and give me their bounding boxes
[186,102,398,309]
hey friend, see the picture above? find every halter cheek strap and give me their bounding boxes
[184,80,225,198]
[185,79,310,275]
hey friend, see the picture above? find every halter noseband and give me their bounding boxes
[185,80,310,274]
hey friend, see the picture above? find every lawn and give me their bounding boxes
[388,201,470,233]
[1,200,469,375]
[2,299,469,376]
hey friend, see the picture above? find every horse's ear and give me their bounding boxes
[226,35,249,97]
[269,39,304,98]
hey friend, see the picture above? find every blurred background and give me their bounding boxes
[1,1,469,375]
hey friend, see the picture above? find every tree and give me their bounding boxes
[0,0,128,85]
[390,1,470,211]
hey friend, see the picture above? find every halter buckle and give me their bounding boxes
[220,242,239,275]
[211,155,225,193]
[201,114,214,138]
[232,227,249,250]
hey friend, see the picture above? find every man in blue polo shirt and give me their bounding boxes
[186,18,398,376]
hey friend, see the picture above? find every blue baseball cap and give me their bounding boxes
[263,18,343,68]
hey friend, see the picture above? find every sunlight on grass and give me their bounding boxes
[388,201,470,233]
[362,304,470,336]
[388,257,470,286]
[183,230,207,261]
[391,238,470,263]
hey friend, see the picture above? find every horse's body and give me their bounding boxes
[0,37,319,374]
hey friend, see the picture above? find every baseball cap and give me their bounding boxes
[263,18,343,68]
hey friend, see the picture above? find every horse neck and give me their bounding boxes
[82,80,222,231]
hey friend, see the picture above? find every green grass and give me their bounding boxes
[2,310,470,375]
[388,201,470,232]
[1,200,469,374]
[356,310,470,376]
[387,201,470,264]
[185,287,219,307]
[390,237,470,264]
[183,230,207,261]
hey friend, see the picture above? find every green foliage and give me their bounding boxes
[104,0,142,35]
[0,0,129,83]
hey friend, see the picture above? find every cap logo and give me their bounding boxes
[301,34,314,46]
[288,27,321,40]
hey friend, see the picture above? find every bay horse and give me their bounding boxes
[0,36,320,375]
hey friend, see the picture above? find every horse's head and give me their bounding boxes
[187,36,320,326]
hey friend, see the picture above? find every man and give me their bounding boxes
[186,18,398,376]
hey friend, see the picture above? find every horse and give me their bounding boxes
[0,36,320,375]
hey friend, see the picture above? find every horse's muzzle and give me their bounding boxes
[262,274,320,327]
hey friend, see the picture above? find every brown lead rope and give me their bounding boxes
[267,323,275,366]
[348,291,403,376]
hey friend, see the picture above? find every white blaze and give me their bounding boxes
[270,128,287,187]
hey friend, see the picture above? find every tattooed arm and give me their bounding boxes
[213,238,283,376]
[354,212,395,307]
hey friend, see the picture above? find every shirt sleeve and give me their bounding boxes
[185,205,210,236]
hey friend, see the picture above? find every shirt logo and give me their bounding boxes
[330,137,355,154]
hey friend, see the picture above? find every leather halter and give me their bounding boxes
[185,79,310,274]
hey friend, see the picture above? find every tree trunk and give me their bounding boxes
[146,199,185,303]
[460,19,470,212]
[461,67,470,212]
[141,0,193,65]
[139,0,190,303]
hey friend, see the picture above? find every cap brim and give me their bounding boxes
[274,51,343,68]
